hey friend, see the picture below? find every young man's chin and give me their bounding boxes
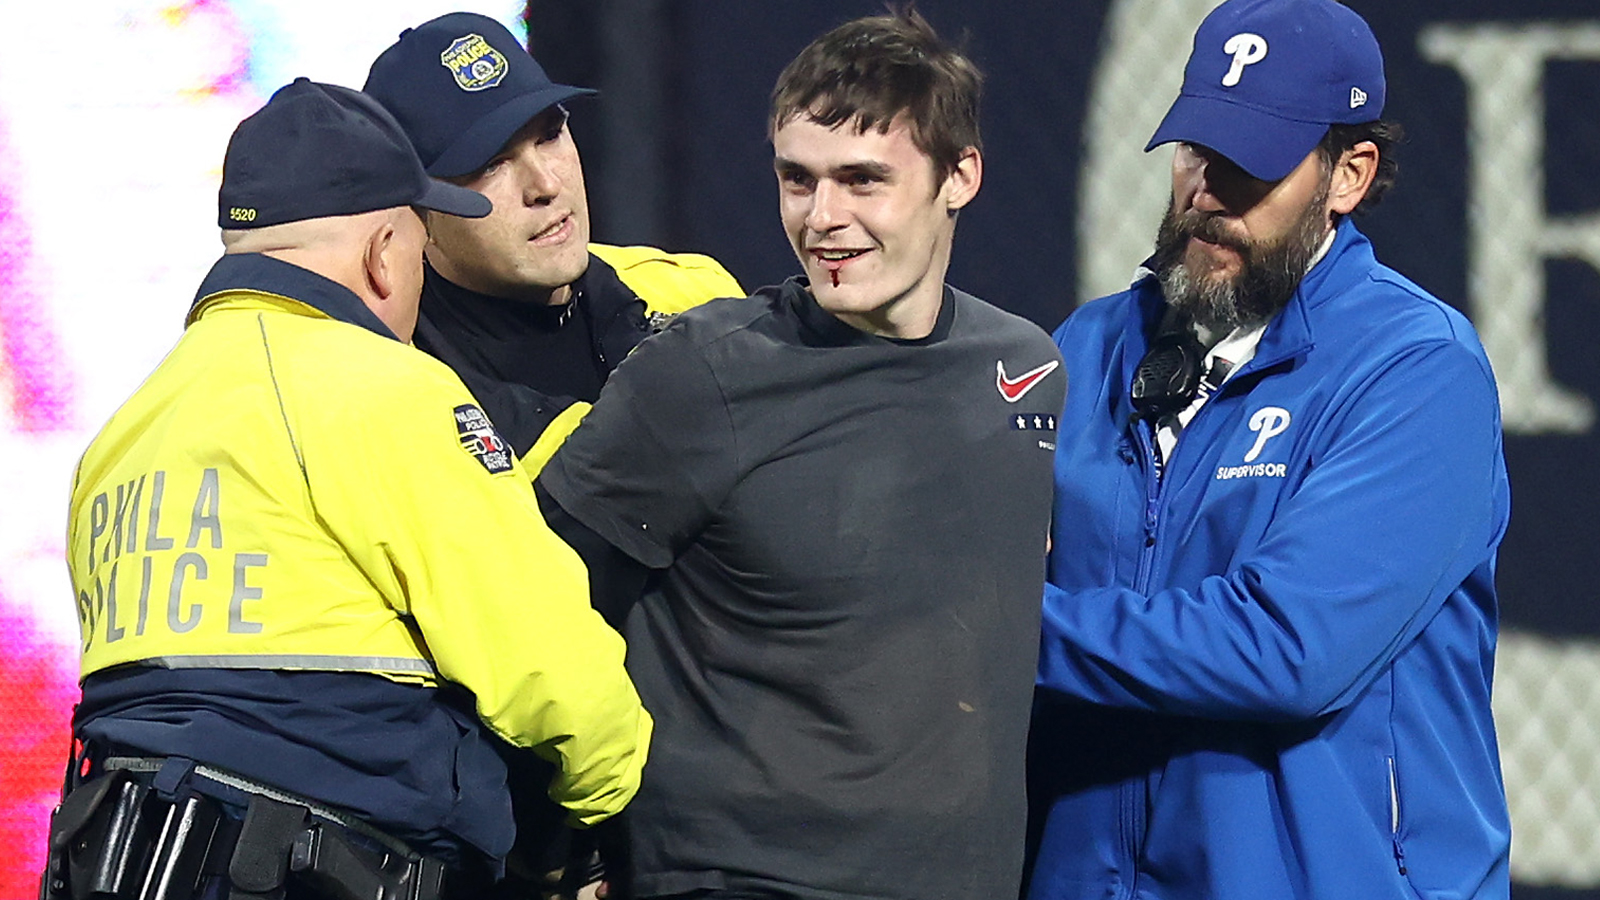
[812,282,877,313]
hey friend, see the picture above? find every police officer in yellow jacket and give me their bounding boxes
[363,13,744,473]
[50,78,650,900]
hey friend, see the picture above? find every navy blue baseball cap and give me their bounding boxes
[363,12,597,178]
[1146,0,1386,182]
[218,78,491,229]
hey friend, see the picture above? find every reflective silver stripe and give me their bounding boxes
[143,654,438,676]
[103,756,416,858]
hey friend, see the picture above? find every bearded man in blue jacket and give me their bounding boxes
[1024,1,1511,899]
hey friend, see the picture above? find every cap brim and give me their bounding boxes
[427,85,597,178]
[1145,93,1331,182]
[415,178,492,219]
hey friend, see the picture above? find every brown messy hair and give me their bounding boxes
[768,7,983,182]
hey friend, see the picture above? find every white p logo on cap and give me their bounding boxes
[1222,33,1269,87]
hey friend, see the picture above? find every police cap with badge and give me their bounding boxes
[363,12,596,178]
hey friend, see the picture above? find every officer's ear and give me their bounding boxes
[363,217,401,300]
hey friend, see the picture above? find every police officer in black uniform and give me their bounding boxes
[363,12,743,464]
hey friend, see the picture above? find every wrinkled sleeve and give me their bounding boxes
[538,324,738,570]
[1038,339,1504,721]
[307,370,651,827]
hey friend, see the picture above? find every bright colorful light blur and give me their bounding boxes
[0,2,523,891]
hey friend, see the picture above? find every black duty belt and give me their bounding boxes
[41,756,447,900]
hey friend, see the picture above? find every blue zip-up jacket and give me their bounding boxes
[1025,220,1511,900]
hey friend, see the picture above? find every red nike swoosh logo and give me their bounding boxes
[996,359,1060,403]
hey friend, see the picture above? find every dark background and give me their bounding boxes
[527,3,1600,897]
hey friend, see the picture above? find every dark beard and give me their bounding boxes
[1150,185,1330,335]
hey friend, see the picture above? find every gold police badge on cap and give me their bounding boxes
[440,33,508,92]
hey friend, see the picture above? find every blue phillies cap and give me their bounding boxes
[1146,0,1386,182]
[218,78,491,229]
[363,12,597,178]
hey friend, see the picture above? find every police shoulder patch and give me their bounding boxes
[454,404,515,474]
[440,33,509,92]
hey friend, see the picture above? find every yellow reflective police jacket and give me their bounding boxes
[67,252,650,826]
[590,243,742,316]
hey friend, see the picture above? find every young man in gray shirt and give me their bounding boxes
[538,11,1063,899]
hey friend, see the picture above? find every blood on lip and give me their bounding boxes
[812,249,861,287]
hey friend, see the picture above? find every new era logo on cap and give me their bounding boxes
[1351,86,1368,109]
